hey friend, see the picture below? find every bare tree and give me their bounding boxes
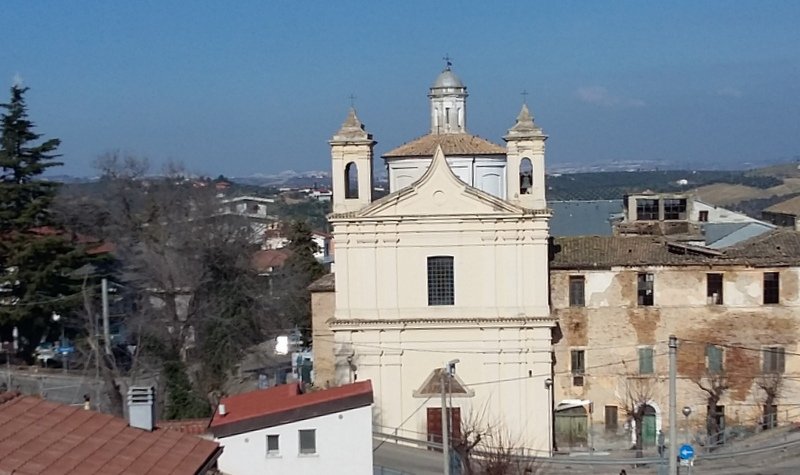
[57,153,288,418]
[453,408,543,475]
[757,373,784,430]
[617,374,658,453]
[696,370,729,444]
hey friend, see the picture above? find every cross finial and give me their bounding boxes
[521,89,529,105]
[348,93,357,108]
[443,54,453,70]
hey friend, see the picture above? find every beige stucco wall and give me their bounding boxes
[551,266,800,443]
[333,216,550,320]
[333,321,554,455]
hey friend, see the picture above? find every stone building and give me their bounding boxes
[550,230,800,451]
[314,64,555,455]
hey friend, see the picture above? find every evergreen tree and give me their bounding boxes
[0,85,88,348]
[276,221,326,340]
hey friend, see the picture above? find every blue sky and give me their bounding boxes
[2,1,799,176]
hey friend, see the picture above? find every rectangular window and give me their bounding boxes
[639,347,654,374]
[266,434,280,455]
[698,210,709,222]
[764,272,780,304]
[298,429,316,454]
[605,405,618,433]
[427,256,455,306]
[706,344,723,374]
[707,273,723,305]
[571,349,585,386]
[762,346,785,374]
[637,273,654,306]
[636,199,659,221]
[663,198,687,220]
[569,276,585,307]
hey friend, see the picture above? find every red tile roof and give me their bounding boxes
[159,418,212,436]
[210,381,373,438]
[251,249,291,272]
[0,393,220,475]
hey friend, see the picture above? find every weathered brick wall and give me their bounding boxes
[551,267,800,448]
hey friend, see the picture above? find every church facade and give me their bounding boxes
[315,65,555,454]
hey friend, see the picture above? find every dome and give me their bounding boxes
[432,68,464,89]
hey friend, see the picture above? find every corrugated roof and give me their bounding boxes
[209,381,372,438]
[0,393,220,475]
[383,133,505,158]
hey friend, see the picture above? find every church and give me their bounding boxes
[311,63,556,455]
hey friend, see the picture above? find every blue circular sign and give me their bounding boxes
[679,444,695,460]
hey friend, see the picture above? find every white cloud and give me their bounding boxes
[716,87,743,98]
[575,86,645,107]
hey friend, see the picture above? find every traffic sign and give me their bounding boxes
[679,444,695,460]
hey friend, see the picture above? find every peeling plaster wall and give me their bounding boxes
[551,266,800,446]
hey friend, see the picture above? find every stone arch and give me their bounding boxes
[520,157,533,195]
[345,162,359,199]
[630,400,662,447]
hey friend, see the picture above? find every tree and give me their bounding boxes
[696,370,729,446]
[275,221,326,339]
[452,408,543,474]
[617,372,659,454]
[757,373,784,430]
[56,153,286,418]
[0,85,90,352]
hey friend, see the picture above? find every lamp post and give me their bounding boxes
[442,359,459,475]
[682,406,692,444]
[545,377,554,457]
[51,312,66,372]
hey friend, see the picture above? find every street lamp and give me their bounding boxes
[545,378,554,457]
[51,312,66,372]
[442,359,459,475]
[682,406,692,445]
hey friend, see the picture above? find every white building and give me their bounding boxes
[209,381,374,475]
[318,64,556,455]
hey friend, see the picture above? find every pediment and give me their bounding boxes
[353,146,525,218]
[413,367,474,398]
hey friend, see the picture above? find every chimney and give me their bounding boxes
[218,403,227,416]
[127,386,156,431]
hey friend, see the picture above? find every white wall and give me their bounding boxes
[387,156,507,198]
[215,405,373,475]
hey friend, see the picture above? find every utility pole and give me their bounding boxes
[101,278,111,355]
[441,359,459,475]
[441,368,449,475]
[669,335,678,475]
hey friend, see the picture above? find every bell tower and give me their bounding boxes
[428,59,468,134]
[330,108,376,214]
[504,103,547,209]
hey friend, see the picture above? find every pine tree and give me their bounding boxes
[0,85,89,348]
[277,221,326,339]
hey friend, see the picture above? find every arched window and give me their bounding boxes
[345,162,359,199]
[520,158,533,195]
[427,256,454,306]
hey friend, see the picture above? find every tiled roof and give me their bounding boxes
[251,249,291,272]
[764,195,800,216]
[159,418,212,436]
[383,133,505,157]
[0,393,220,475]
[551,230,800,269]
[210,381,372,438]
[308,273,335,292]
